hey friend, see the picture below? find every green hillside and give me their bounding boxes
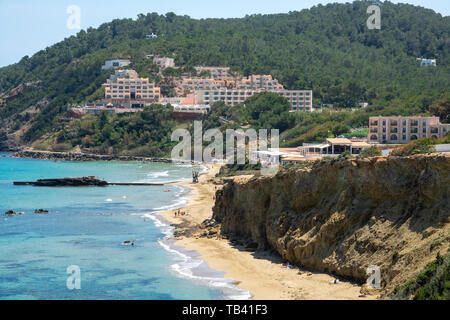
[0,0,449,152]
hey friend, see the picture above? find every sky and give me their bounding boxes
[0,0,448,67]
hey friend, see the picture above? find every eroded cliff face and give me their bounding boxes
[213,155,450,292]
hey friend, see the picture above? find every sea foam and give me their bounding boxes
[144,213,252,300]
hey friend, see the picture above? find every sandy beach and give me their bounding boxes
[155,164,377,300]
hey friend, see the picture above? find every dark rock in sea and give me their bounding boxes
[16,176,108,187]
[34,176,108,186]
[4,210,24,216]
[34,209,49,214]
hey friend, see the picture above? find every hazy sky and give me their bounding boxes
[0,0,448,67]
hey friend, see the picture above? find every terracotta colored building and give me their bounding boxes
[368,116,450,144]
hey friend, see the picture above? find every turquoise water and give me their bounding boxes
[0,153,245,300]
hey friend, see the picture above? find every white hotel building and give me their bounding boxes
[103,70,161,102]
[195,88,313,111]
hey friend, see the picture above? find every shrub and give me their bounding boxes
[391,138,436,156]
[390,253,450,300]
[337,150,353,160]
[359,145,382,158]
[51,143,73,152]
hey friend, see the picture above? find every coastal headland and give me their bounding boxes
[155,165,375,300]
[156,154,449,299]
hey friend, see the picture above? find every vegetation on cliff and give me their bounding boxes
[390,253,450,300]
[36,104,176,156]
[391,138,437,156]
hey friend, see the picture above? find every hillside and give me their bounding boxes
[0,0,449,152]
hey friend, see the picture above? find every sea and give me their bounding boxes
[0,153,250,300]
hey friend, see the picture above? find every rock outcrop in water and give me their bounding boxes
[14,176,108,186]
[212,154,450,293]
[4,210,24,216]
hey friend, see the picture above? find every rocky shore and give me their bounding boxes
[12,150,173,162]
[213,154,450,294]
[14,176,108,187]
[156,165,369,299]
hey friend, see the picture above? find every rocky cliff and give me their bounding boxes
[212,154,450,293]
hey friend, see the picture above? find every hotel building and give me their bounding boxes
[101,59,131,70]
[103,70,161,102]
[417,58,437,67]
[195,88,313,111]
[235,75,284,91]
[368,116,450,144]
[177,77,229,91]
[153,57,175,70]
[194,66,231,80]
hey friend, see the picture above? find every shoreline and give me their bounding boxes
[154,164,377,300]
[4,153,377,299]
[145,182,253,299]
[146,212,252,300]
[11,149,174,162]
